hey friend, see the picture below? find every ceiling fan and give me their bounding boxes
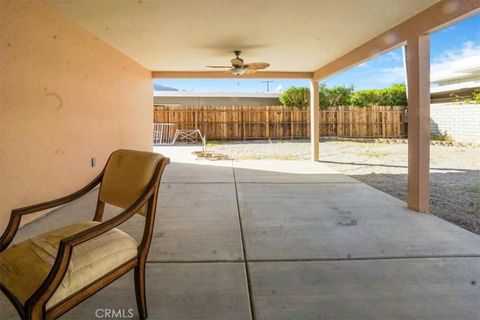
[207,50,270,76]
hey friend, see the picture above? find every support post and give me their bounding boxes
[406,34,430,212]
[310,80,319,161]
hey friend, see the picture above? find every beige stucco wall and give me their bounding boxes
[0,1,153,232]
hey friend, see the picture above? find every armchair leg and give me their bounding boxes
[134,261,148,319]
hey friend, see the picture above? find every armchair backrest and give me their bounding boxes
[98,149,166,216]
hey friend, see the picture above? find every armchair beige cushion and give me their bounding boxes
[0,221,137,309]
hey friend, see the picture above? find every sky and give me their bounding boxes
[153,13,480,92]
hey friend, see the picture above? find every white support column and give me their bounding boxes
[406,34,430,212]
[310,79,319,161]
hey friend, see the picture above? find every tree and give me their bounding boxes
[279,87,310,109]
[279,84,407,108]
[350,83,407,107]
[319,84,354,108]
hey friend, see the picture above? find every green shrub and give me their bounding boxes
[279,87,310,109]
[319,84,354,108]
[431,131,453,142]
[350,89,377,107]
[350,83,407,107]
[280,84,407,108]
[472,89,480,104]
[452,89,480,105]
[384,83,408,106]
[473,90,480,104]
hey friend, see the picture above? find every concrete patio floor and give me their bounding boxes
[1,149,480,319]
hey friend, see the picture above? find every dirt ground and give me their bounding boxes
[206,139,480,234]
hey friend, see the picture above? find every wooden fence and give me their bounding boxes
[153,105,407,140]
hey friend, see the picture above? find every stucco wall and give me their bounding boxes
[0,1,153,232]
[430,103,480,143]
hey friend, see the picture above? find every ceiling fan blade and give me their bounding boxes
[244,68,257,74]
[244,62,270,70]
[207,65,234,68]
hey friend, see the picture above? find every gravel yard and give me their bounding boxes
[206,139,480,234]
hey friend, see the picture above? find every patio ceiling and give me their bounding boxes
[46,0,440,72]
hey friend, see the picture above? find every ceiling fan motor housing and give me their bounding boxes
[231,58,244,67]
[231,50,244,67]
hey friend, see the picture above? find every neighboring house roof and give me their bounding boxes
[154,91,281,98]
[430,55,480,100]
[431,55,480,84]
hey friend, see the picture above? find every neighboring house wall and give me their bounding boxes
[430,104,480,143]
[430,87,477,104]
[154,96,280,106]
[0,1,152,232]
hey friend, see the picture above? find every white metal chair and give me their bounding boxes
[153,123,206,154]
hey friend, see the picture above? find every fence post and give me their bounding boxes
[223,107,227,140]
[194,110,198,129]
[336,108,340,136]
[382,110,386,138]
[266,106,270,139]
[290,109,294,139]
[349,108,353,137]
[243,109,246,140]
[310,109,313,139]
[234,106,239,139]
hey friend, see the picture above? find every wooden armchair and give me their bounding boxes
[0,149,170,320]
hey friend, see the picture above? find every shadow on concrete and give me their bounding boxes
[320,159,477,172]
[350,170,480,235]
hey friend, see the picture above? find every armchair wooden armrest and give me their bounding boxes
[0,172,104,252]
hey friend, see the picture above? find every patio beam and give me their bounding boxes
[312,0,480,81]
[406,34,430,212]
[151,71,313,79]
[310,80,319,161]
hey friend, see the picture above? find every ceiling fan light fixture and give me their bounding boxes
[232,67,246,76]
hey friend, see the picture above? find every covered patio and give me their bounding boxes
[2,0,480,319]
[2,156,480,319]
